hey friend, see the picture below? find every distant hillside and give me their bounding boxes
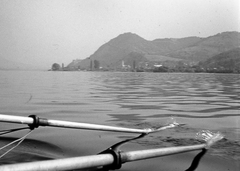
[199,47,240,72]
[72,32,161,69]
[67,31,240,70]
[166,32,240,61]
[152,36,202,54]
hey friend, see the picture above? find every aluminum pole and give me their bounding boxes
[0,154,114,171]
[0,114,177,134]
[121,144,206,162]
[0,130,224,171]
[0,144,206,171]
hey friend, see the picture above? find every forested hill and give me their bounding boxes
[67,31,240,71]
[199,47,240,72]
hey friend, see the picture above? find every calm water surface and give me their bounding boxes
[0,71,239,170]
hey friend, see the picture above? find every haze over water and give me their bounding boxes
[0,70,239,170]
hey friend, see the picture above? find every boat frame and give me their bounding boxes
[0,114,223,171]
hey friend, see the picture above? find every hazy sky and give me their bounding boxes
[0,0,239,69]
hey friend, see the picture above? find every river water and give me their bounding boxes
[0,70,239,170]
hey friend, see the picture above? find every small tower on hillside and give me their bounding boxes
[122,60,125,67]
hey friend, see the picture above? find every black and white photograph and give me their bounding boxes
[0,0,239,170]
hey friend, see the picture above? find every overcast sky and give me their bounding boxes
[0,0,239,69]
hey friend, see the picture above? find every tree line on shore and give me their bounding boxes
[51,59,239,73]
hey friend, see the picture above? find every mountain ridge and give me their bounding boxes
[166,31,240,61]
[69,31,239,70]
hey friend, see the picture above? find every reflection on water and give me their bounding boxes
[0,71,239,168]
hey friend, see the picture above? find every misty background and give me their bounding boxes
[0,0,239,70]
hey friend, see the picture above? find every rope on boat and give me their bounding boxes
[0,129,33,159]
[0,115,39,159]
[0,127,29,136]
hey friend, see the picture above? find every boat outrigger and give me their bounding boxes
[0,114,224,171]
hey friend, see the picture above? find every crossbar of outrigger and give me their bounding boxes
[0,114,180,134]
[0,143,217,171]
[0,114,224,171]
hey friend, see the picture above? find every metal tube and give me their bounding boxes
[46,119,148,133]
[0,114,33,125]
[0,114,148,133]
[0,114,181,134]
[0,154,114,171]
[121,144,206,163]
[0,144,206,171]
